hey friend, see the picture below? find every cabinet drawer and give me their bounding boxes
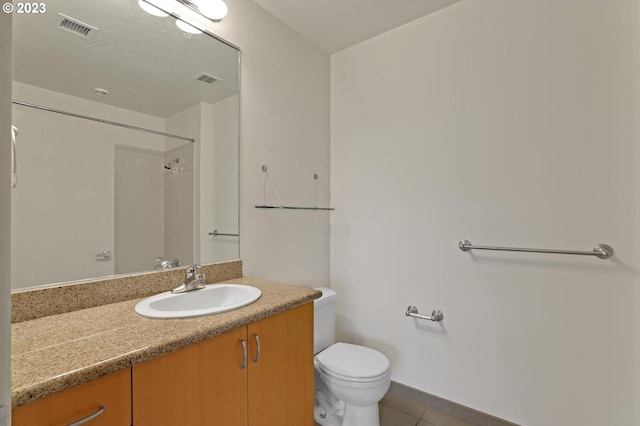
[12,368,131,426]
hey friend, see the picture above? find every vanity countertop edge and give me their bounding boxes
[11,277,322,408]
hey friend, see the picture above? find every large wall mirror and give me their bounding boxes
[11,0,240,289]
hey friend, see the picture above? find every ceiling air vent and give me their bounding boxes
[193,73,221,86]
[56,13,98,38]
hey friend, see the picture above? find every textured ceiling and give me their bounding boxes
[12,0,239,118]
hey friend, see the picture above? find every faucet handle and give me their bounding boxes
[186,264,201,275]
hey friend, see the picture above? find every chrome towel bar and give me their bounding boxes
[209,230,239,237]
[406,305,444,322]
[458,240,614,260]
[255,205,335,211]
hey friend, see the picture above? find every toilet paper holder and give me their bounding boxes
[406,305,444,322]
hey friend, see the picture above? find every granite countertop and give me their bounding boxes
[11,277,321,408]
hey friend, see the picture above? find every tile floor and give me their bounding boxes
[379,392,477,426]
[315,392,476,426]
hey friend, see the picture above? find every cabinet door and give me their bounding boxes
[133,326,247,426]
[247,302,314,426]
[12,368,131,426]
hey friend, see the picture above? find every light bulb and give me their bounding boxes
[197,0,228,21]
[138,0,169,17]
[175,19,203,34]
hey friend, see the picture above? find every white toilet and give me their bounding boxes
[313,287,391,426]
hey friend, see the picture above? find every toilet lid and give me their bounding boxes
[315,342,390,380]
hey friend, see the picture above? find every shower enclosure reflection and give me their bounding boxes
[11,0,240,289]
[12,92,195,287]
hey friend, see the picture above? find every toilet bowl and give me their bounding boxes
[313,288,391,426]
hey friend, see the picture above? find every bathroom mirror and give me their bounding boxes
[11,0,240,289]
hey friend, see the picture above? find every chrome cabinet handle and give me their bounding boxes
[11,125,18,188]
[252,333,261,363]
[240,338,247,369]
[66,405,105,426]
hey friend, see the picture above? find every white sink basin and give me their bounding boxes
[135,284,262,319]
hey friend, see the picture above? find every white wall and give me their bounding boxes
[166,97,240,269]
[201,95,240,262]
[165,105,198,267]
[331,1,636,425]
[0,11,11,424]
[115,145,165,273]
[207,0,330,286]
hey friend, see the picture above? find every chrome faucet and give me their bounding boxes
[155,257,180,270]
[171,264,206,294]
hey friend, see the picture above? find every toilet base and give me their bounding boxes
[314,390,341,426]
[314,389,380,426]
[342,403,380,426]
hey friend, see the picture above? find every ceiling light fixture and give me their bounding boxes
[177,0,228,21]
[175,19,203,34]
[138,0,169,17]
[195,0,228,21]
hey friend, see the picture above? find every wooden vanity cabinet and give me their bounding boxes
[12,368,131,426]
[132,326,247,425]
[133,302,314,426]
[246,302,314,426]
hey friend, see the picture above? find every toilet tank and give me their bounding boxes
[313,287,336,354]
